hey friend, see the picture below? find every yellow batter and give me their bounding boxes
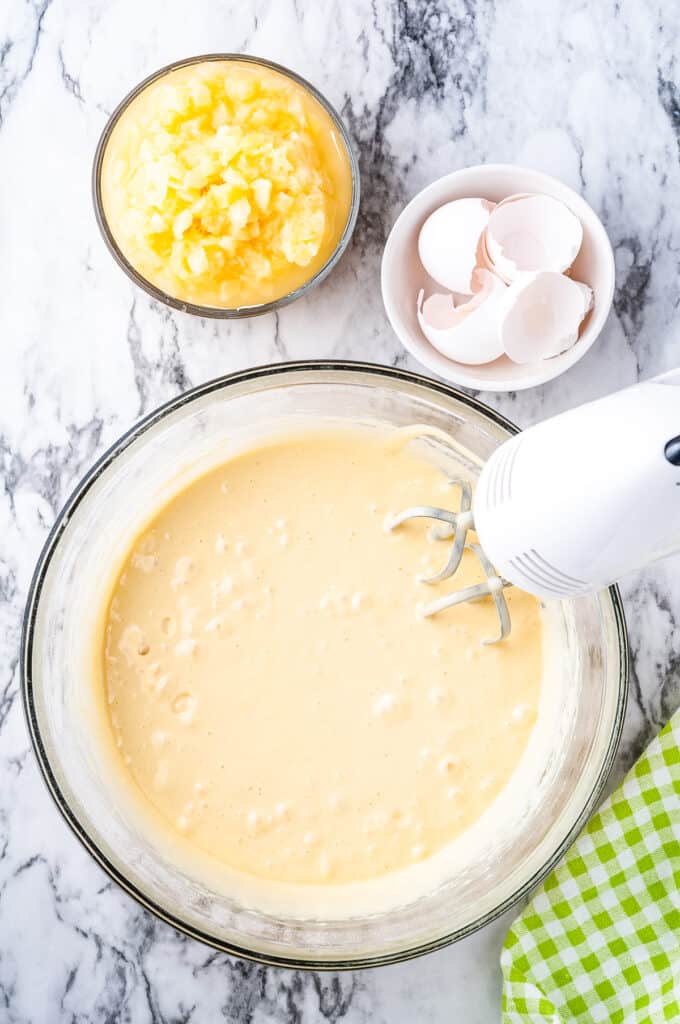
[101,428,542,888]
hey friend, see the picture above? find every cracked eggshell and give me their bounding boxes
[499,271,594,364]
[417,269,506,365]
[475,227,496,274]
[485,193,583,283]
[418,198,495,294]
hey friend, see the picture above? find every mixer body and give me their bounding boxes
[474,370,680,601]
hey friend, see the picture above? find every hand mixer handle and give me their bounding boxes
[474,369,680,600]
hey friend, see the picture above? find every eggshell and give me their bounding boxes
[418,291,459,329]
[499,271,594,364]
[485,193,583,283]
[418,198,495,294]
[475,228,496,273]
[417,269,507,365]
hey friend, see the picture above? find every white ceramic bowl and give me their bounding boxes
[381,164,615,392]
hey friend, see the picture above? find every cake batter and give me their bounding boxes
[101,428,543,887]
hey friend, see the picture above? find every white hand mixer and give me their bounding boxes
[389,368,680,642]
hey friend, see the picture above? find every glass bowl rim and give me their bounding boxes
[91,54,361,319]
[21,360,629,969]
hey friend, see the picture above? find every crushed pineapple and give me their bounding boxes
[100,60,353,309]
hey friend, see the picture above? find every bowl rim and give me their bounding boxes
[381,163,616,392]
[20,360,629,969]
[92,53,361,319]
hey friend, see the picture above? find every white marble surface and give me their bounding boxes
[2,0,680,1020]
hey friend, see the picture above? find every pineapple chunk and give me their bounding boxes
[187,245,209,275]
[228,198,251,233]
[173,209,193,239]
[252,178,272,212]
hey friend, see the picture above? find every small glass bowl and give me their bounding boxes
[92,54,360,318]
[22,363,628,969]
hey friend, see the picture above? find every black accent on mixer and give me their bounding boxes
[664,435,680,467]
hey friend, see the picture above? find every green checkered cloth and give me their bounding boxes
[502,710,680,1023]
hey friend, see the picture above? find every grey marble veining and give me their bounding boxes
[2,0,680,1020]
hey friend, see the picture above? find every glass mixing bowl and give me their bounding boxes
[92,54,360,318]
[21,363,628,968]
